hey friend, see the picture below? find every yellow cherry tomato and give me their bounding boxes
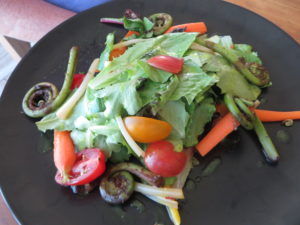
[124,116,172,143]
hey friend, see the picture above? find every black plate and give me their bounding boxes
[1,0,300,224]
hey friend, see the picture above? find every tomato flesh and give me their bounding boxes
[147,55,184,74]
[70,73,85,90]
[144,141,187,177]
[124,116,172,143]
[55,148,106,186]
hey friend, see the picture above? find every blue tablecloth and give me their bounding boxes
[46,0,111,12]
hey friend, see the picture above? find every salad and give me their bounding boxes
[21,10,300,225]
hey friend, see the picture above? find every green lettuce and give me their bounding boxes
[170,60,219,104]
[94,76,143,118]
[150,76,179,115]
[98,33,114,70]
[184,50,213,67]
[89,33,197,90]
[234,44,262,64]
[137,60,172,83]
[36,97,86,132]
[184,98,216,147]
[203,55,261,100]
[158,100,189,139]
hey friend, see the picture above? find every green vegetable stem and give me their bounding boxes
[224,94,279,163]
[22,46,79,118]
[99,163,163,204]
[196,38,271,87]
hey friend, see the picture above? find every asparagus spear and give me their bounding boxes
[196,38,270,87]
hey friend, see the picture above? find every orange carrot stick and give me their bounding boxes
[255,109,300,122]
[196,113,240,157]
[53,130,77,182]
[165,22,207,34]
[216,104,300,122]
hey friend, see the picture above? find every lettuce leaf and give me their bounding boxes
[94,76,143,118]
[89,33,197,90]
[137,60,172,83]
[158,100,189,139]
[207,35,233,49]
[184,50,213,67]
[170,60,219,104]
[150,76,179,115]
[184,98,216,147]
[98,33,114,70]
[203,55,261,100]
[36,96,86,132]
[234,44,262,64]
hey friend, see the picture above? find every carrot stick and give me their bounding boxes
[255,109,300,122]
[196,113,240,156]
[165,22,207,34]
[216,104,300,122]
[53,130,77,182]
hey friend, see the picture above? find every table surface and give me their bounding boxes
[1,0,299,224]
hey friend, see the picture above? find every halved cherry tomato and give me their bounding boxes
[55,148,106,186]
[144,141,187,177]
[70,73,85,90]
[147,55,184,74]
[124,116,172,143]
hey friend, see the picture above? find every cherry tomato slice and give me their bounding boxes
[70,73,85,90]
[147,55,184,74]
[144,141,187,177]
[124,116,172,143]
[55,148,106,186]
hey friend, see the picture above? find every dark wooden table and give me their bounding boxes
[0,0,299,224]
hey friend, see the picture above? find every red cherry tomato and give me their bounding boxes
[147,55,184,74]
[144,141,187,177]
[70,73,85,90]
[55,148,106,186]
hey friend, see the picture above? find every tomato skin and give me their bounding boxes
[147,55,184,74]
[144,141,187,177]
[124,116,172,143]
[55,148,106,186]
[70,73,85,90]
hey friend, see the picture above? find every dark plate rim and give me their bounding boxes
[0,1,299,224]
